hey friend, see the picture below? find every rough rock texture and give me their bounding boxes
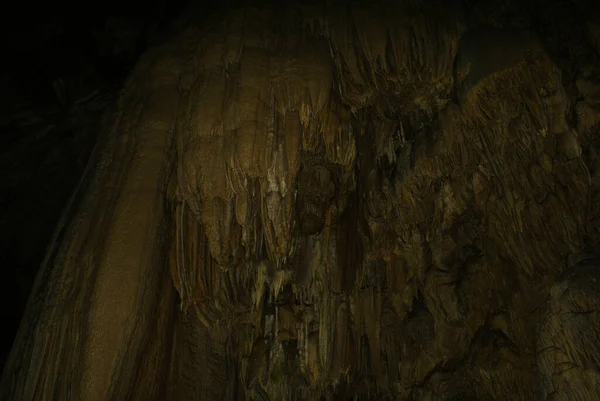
[2,1,600,400]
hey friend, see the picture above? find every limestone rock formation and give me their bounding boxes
[2,1,600,400]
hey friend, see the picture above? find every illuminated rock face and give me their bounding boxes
[2,2,600,400]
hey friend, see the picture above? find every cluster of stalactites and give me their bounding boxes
[161,5,600,399]
[327,2,463,112]
[172,2,464,269]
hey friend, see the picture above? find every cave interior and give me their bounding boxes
[1,0,600,400]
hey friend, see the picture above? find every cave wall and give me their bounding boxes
[2,1,600,400]
[0,0,198,372]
